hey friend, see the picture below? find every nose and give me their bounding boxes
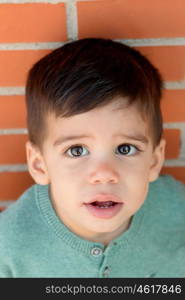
[88,162,119,184]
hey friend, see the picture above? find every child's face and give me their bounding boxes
[26,98,165,244]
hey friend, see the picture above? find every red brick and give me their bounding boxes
[0,49,51,86]
[0,3,67,43]
[0,96,26,128]
[78,0,185,39]
[161,90,185,123]
[163,129,180,159]
[136,46,185,82]
[0,172,34,200]
[0,135,28,164]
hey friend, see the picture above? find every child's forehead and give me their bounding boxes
[49,98,148,127]
[45,100,151,145]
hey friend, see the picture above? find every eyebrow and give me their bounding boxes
[53,133,149,147]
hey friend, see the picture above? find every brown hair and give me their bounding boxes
[25,38,163,151]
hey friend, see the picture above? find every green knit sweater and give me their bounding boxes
[0,175,185,278]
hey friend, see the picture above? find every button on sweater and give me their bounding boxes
[0,175,185,278]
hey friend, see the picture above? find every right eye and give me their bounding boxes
[65,145,89,158]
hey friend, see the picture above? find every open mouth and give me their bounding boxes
[90,201,118,208]
[84,200,123,219]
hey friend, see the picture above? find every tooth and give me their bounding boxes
[98,201,113,208]
[90,200,116,208]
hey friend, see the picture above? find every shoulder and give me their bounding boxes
[147,174,185,226]
[0,184,39,251]
[0,184,40,276]
[156,173,185,191]
[150,174,185,204]
[0,184,37,226]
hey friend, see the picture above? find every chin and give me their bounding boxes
[89,223,121,234]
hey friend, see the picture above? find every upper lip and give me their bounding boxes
[85,193,122,204]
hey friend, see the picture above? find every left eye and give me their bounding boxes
[116,144,138,156]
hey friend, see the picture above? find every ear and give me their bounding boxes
[25,140,49,185]
[149,138,166,182]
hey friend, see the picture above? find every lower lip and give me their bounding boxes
[84,203,123,219]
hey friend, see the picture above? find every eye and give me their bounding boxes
[64,143,142,158]
[65,145,89,158]
[116,144,140,156]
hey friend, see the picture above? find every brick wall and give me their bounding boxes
[0,0,185,210]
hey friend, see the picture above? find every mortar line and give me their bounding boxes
[1,38,185,50]
[0,81,185,96]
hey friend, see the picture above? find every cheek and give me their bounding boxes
[122,165,149,203]
[121,158,151,178]
[58,163,84,183]
[125,181,149,214]
[50,161,83,195]
[48,155,80,176]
